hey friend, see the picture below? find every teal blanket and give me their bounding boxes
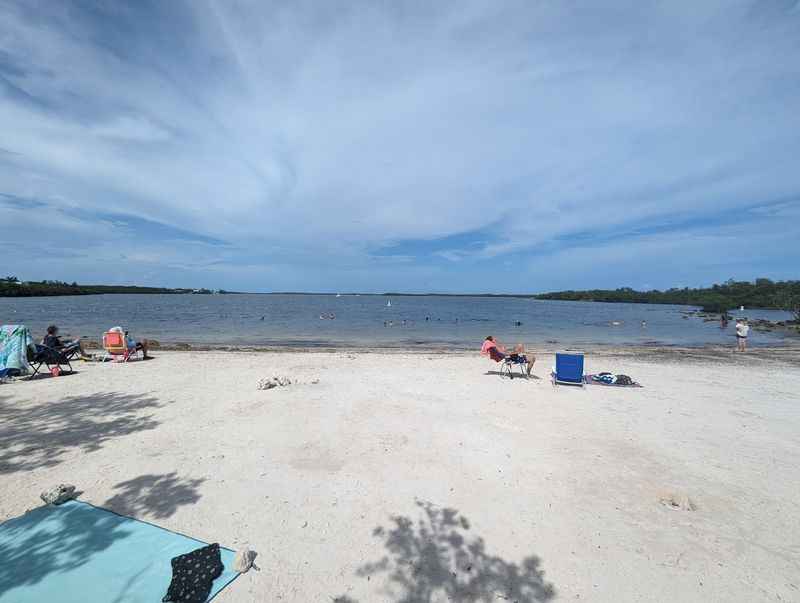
[0,501,239,603]
[0,324,34,375]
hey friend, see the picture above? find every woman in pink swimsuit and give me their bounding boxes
[481,336,535,376]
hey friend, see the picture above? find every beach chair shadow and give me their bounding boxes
[484,370,541,380]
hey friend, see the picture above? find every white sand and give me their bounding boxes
[1,348,799,602]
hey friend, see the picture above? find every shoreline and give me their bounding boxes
[76,341,800,367]
[83,339,800,353]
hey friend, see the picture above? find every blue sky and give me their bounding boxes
[1,0,798,293]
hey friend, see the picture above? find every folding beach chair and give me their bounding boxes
[501,356,528,379]
[488,346,528,379]
[29,344,74,378]
[552,351,585,386]
[102,330,139,362]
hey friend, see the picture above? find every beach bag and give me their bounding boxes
[615,375,633,386]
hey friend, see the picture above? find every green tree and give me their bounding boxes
[775,292,800,323]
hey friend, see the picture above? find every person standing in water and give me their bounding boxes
[735,319,749,352]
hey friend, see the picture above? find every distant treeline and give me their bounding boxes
[534,278,800,314]
[3,276,798,317]
[0,277,234,297]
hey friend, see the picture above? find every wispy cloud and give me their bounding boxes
[1,0,798,291]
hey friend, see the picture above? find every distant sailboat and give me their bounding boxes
[386,300,392,307]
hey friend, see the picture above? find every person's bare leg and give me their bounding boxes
[141,339,149,358]
[78,340,89,358]
[527,353,536,376]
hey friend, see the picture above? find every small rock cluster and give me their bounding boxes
[41,483,77,505]
[659,493,697,511]
[257,376,292,390]
[233,548,258,573]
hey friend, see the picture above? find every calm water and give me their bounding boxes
[0,294,795,349]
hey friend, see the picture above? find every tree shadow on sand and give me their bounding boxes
[0,391,162,475]
[0,502,133,598]
[334,500,555,603]
[104,472,205,520]
[0,472,205,598]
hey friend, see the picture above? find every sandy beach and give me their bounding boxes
[1,347,799,602]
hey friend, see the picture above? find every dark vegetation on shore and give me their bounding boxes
[534,278,800,317]
[0,277,236,297]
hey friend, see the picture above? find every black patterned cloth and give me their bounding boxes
[162,543,224,602]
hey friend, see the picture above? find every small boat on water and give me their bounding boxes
[336,293,341,297]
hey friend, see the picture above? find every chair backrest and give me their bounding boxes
[103,331,127,353]
[35,343,61,361]
[555,352,584,383]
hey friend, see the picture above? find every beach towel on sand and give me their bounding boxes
[0,500,239,603]
[585,373,642,387]
[0,324,34,376]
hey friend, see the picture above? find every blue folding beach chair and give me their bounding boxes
[552,352,585,386]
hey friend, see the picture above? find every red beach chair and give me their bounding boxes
[102,330,138,362]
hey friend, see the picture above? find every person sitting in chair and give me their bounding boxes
[42,325,89,360]
[481,336,535,376]
[109,326,150,359]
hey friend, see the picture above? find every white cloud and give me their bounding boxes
[0,0,798,289]
[90,116,172,143]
